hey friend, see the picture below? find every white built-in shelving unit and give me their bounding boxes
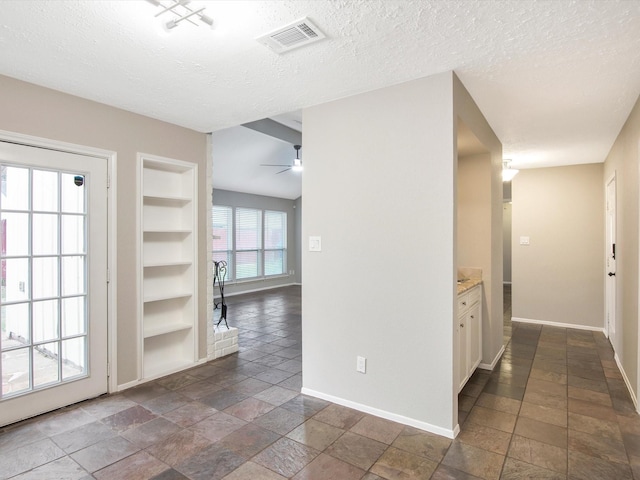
[139,154,198,380]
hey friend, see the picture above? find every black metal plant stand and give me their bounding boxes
[213,260,228,329]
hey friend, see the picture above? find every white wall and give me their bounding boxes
[302,72,457,436]
[301,71,502,436]
[512,164,605,329]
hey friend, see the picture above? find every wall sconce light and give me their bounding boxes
[502,159,519,182]
[147,0,213,30]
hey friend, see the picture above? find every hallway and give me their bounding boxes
[0,285,639,479]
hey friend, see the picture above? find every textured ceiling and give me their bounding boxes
[0,0,639,179]
[212,126,302,199]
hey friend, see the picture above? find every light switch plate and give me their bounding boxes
[309,236,322,252]
[520,236,530,245]
[356,356,366,374]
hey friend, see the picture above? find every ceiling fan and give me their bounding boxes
[261,144,303,174]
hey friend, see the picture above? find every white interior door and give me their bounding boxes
[0,141,107,426]
[605,174,616,343]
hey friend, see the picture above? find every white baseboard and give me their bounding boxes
[512,317,605,333]
[116,379,141,392]
[301,387,457,439]
[614,353,639,413]
[478,344,505,371]
[116,358,207,392]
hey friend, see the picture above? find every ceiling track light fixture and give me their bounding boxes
[146,0,213,30]
[502,159,519,182]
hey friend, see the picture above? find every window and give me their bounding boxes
[235,207,261,279]
[264,210,287,276]
[212,205,287,281]
[212,205,233,277]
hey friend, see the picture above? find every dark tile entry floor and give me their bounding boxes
[1,285,639,479]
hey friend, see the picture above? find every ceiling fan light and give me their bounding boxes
[292,158,303,172]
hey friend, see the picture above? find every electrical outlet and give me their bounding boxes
[356,356,366,374]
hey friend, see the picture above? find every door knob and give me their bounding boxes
[608,272,615,277]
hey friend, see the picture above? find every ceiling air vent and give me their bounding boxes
[257,17,326,54]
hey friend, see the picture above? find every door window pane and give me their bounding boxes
[1,166,29,211]
[62,215,87,255]
[62,256,85,296]
[1,303,30,345]
[32,170,58,212]
[1,212,29,256]
[0,163,92,400]
[3,258,29,302]
[33,342,59,387]
[62,296,86,337]
[61,173,85,214]
[1,347,30,395]
[33,213,58,255]
[61,215,85,254]
[62,337,86,380]
[33,257,58,299]
[32,300,59,343]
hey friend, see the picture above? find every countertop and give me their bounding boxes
[457,277,482,295]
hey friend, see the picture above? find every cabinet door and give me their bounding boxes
[458,318,468,391]
[467,302,482,375]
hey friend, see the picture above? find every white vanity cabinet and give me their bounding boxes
[457,284,482,392]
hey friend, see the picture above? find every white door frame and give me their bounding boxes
[0,129,118,392]
[605,172,616,344]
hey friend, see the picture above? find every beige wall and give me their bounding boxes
[503,203,512,283]
[603,95,640,398]
[457,153,501,364]
[512,164,604,329]
[454,75,504,371]
[0,75,209,386]
[302,71,501,436]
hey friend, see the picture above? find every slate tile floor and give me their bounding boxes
[1,285,640,479]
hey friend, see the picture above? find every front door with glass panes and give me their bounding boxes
[0,141,107,426]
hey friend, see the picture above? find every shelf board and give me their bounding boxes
[143,261,192,268]
[144,322,193,338]
[143,292,192,303]
[143,159,192,173]
[143,229,192,235]
[143,194,192,204]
